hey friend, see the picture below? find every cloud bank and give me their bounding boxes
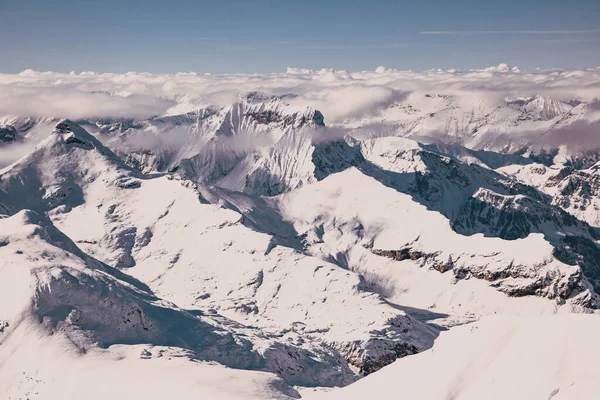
[0,87,174,120]
[1,65,600,125]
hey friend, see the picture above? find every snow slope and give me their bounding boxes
[276,167,594,322]
[314,314,600,400]
[0,210,296,399]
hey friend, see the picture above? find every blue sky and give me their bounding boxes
[1,0,599,73]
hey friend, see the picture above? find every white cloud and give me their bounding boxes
[1,65,600,126]
[0,86,174,120]
[288,86,410,122]
[0,140,42,168]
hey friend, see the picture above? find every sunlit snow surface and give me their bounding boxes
[313,314,600,400]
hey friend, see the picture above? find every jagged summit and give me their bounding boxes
[230,91,325,130]
[241,91,298,104]
[53,119,91,136]
[51,119,102,148]
[506,95,576,121]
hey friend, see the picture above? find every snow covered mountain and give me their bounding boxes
[2,65,600,399]
[0,119,440,398]
[344,93,597,160]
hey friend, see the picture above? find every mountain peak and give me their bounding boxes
[482,63,519,73]
[53,119,90,137]
[52,119,99,149]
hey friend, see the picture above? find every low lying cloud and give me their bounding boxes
[1,65,600,155]
[589,99,600,111]
[530,120,600,152]
[2,65,599,123]
[290,86,410,122]
[0,140,43,168]
[0,86,174,120]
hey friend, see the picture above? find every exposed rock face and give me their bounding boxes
[547,166,600,227]
[328,338,420,375]
[369,242,590,302]
[471,262,584,299]
[553,236,600,294]
[453,188,582,240]
[369,246,426,262]
[312,139,365,181]
[0,126,17,143]
[246,108,324,128]
[433,257,454,274]
[94,118,145,134]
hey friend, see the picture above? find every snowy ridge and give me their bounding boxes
[0,210,313,399]
[0,120,441,396]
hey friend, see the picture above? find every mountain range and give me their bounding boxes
[2,65,600,399]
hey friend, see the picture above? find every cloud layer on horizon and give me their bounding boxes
[1,65,599,124]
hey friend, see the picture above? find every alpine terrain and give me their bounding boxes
[1,64,600,399]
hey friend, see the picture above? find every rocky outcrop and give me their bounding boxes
[313,139,365,181]
[370,242,590,302]
[368,246,455,275]
[369,247,426,262]
[0,126,17,143]
[328,338,420,375]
